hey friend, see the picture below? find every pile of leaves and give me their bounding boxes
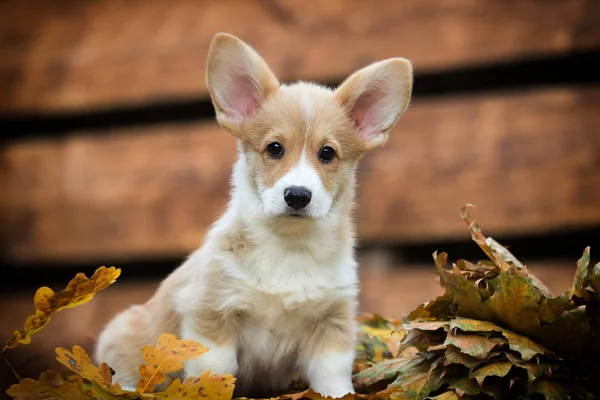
[3,206,600,399]
[353,207,600,399]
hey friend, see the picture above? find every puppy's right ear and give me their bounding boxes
[207,33,280,136]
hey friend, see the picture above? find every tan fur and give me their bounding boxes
[191,260,244,346]
[96,269,185,389]
[243,85,366,192]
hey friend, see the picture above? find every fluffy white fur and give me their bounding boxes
[94,32,413,398]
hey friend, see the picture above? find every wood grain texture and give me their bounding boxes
[0,122,235,262]
[1,0,599,112]
[1,87,600,263]
[357,87,600,242]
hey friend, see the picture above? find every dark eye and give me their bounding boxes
[318,146,336,163]
[266,142,284,159]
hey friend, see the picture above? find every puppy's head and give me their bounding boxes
[207,33,413,221]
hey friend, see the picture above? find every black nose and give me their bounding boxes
[284,186,312,210]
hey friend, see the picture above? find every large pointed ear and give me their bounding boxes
[334,58,413,151]
[206,33,280,135]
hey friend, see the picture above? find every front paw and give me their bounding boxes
[314,384,355,399]
[183,358,207,379]
[183,347,238,378]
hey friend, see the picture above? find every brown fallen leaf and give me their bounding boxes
[389,368,441,399]
[354,314,404,374]
[353,347,426,386]
[442,334,499,360]
[426,391,459,400]
[449,318,547,362]
[468,361,512,386]
[531,379,569,400]
[443,346,481,371]
[570,247,591,301]
[589,261,600,301]
[487,272,543,336]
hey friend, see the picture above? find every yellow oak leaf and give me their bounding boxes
[4,266,121,350]
[136,333,208,393]
[6,370,93,400]
[153,370,235,399]
[55,345,125,396]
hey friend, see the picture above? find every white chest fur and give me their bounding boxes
[174,234,358,395]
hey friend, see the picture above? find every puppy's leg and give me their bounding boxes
[180,322,239,378]
[94,305,150,390]
[299,301,357,398]
[305,350,355,398]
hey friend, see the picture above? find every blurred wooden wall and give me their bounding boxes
[2,0,600,263]
[1,0,600,392]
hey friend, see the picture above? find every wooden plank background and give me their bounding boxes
[2,87,600,263]
[1,0,599,112]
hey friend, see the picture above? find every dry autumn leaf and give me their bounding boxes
[444,377,479,397]
[487,272,543,336]
[468,362,512,386]
[137,333,209,393]
[55,345,127,396]
[426,392,459,400]
[570,247,591,301]
[4,266,121,350]
[449,318,547,362]
[442,334,499,360]
[354,314,404,374]
[517,360,554,386]
[461,205,553,296]
[443,346,480,371]
[435,253,493,321]
[6,371,93,400]
[389,368,440,399]
[354,348,426,386]
[589,262,600,300]
[406,294,453,322]
[531,379,569,400]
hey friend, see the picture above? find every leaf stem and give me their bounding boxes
[0,351,22,382]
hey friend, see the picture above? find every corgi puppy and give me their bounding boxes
[95,33,413,398]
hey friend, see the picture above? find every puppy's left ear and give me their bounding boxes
[334,58,413,151]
